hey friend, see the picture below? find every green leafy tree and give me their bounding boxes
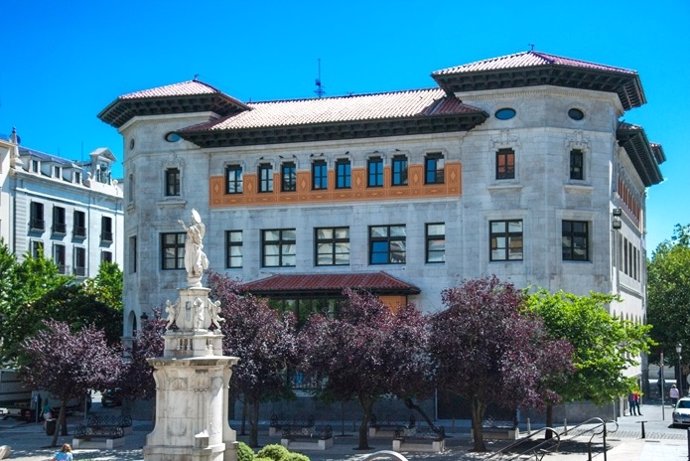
[648,223,690,373]
[525,289,654,428]
[83,261,124,313]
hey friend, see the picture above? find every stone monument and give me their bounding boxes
[144,209,239,461]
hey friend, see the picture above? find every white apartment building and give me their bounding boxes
[98,51,664,351]
[0,128,124,277]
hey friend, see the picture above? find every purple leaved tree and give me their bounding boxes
[208,272,297,448]
[19,320,123,447]
[429,276,573,452]
[298,288,431,450]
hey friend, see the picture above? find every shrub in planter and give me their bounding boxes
[285,452,310,461]
[256,444,289,461]
[236,441,255,461]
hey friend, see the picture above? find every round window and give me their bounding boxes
[495,108,516,120]
[129,138,135,150]
[165,132,181,142]
[568,108,585,121]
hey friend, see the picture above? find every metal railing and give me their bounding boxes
[486,426,561,461]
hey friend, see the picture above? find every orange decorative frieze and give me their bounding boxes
[210,162,462,207]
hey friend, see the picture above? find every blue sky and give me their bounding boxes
[1,0,688,251]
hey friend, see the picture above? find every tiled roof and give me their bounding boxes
[617,122,664,186]
[240,272,421,295]
[118,80,221,99]
[189,89,481,132]
[433,51,636,76]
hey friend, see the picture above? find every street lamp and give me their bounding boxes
[676,343,683,397]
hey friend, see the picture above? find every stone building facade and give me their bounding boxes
[0,129,124,277]
[99,51,664,364]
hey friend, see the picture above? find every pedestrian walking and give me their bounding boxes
[670,384,680,406]
[633,390,642,415]
[628,392,637,415]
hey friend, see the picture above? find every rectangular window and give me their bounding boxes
[426,223,446,263]
[368,157,383,187]
[31,240,44,258]
[490,220,523,261]
[312,160,328,190]
[52,206,66,234]
[281,162,296,192]
[161,232,185,270]
[225,230,243,268]
[73,211,86,238]
[496,148,515,180]
[54,166,62,179]
[165,167,181,196]
[570,149,584,180]
[101,251,113,263]
[74,171,81,184]
[562,220,589,261]
[129,236,137,273]
[335,159,351,189]
[101,216,113,243]
[225,165,243,194]
[315,227,350,266]
[31,160,39,173]
[53,244,66,273]
[258,164,273,193]
[392,156,408,186]
[424,153,444,184]
[369,225,406,264]
[30,202,45,231]
[262,229,296,267]
[74,247,86,276]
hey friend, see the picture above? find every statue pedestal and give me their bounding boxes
[145,286,238,461]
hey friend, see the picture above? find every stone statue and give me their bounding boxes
[178,209,209,287]
[164,299,179,330]
[208,299,224,330]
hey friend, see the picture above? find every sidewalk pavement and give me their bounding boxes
[1,403,688,460]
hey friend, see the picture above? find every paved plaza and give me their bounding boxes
[1,403,688,460]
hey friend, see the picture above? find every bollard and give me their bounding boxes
[639,420,647,439]
[527,417,531,435]
[564,417,568,435]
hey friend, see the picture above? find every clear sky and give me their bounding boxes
[1,0,688,251]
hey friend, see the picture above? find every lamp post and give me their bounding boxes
[677,343,683,397]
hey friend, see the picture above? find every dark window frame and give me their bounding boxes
[261,228,296,268]
[30,202,45,231]
[369,224,406,265]
[225,230,243,268]
[73,210,86,238]
[225,165,243,194]
[129,236,137,274]
[258,164,274,193]
[312,160,328,190]
[165,167,181,196]
[53,243,66,273]
[562,220,589,261]
[569,149,584,180]
[335,159,351,189]
[496,148,516,180]
[424,152,445,185]
[490,219,523,261]
[74,247,86,276]
[161,232,185,270]
[315,227,350,266]
[367,157,384,187]
[281,162,297,192]
[101,216,113,243]
[392,155,408,186]
[425,222,446,263]
[52,206,66,235]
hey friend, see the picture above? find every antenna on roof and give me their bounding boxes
[529,43,535,51]
[193,74,200,81]
[314,58,325,99]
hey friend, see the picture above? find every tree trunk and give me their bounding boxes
[248,398,260,448]
[51,401,67,447]
[545,403,554,439]
[470,397,486,452]
[357,394,374,450]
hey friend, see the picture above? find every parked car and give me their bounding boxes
[672,397,690,426]
[101,389,123,408]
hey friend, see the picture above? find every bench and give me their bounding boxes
[72,415,131,449]
[269,414,314,437]
[280,424,334,450]
[392,427,445,453]
[369,414,416,438]
[471,420,519,440]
